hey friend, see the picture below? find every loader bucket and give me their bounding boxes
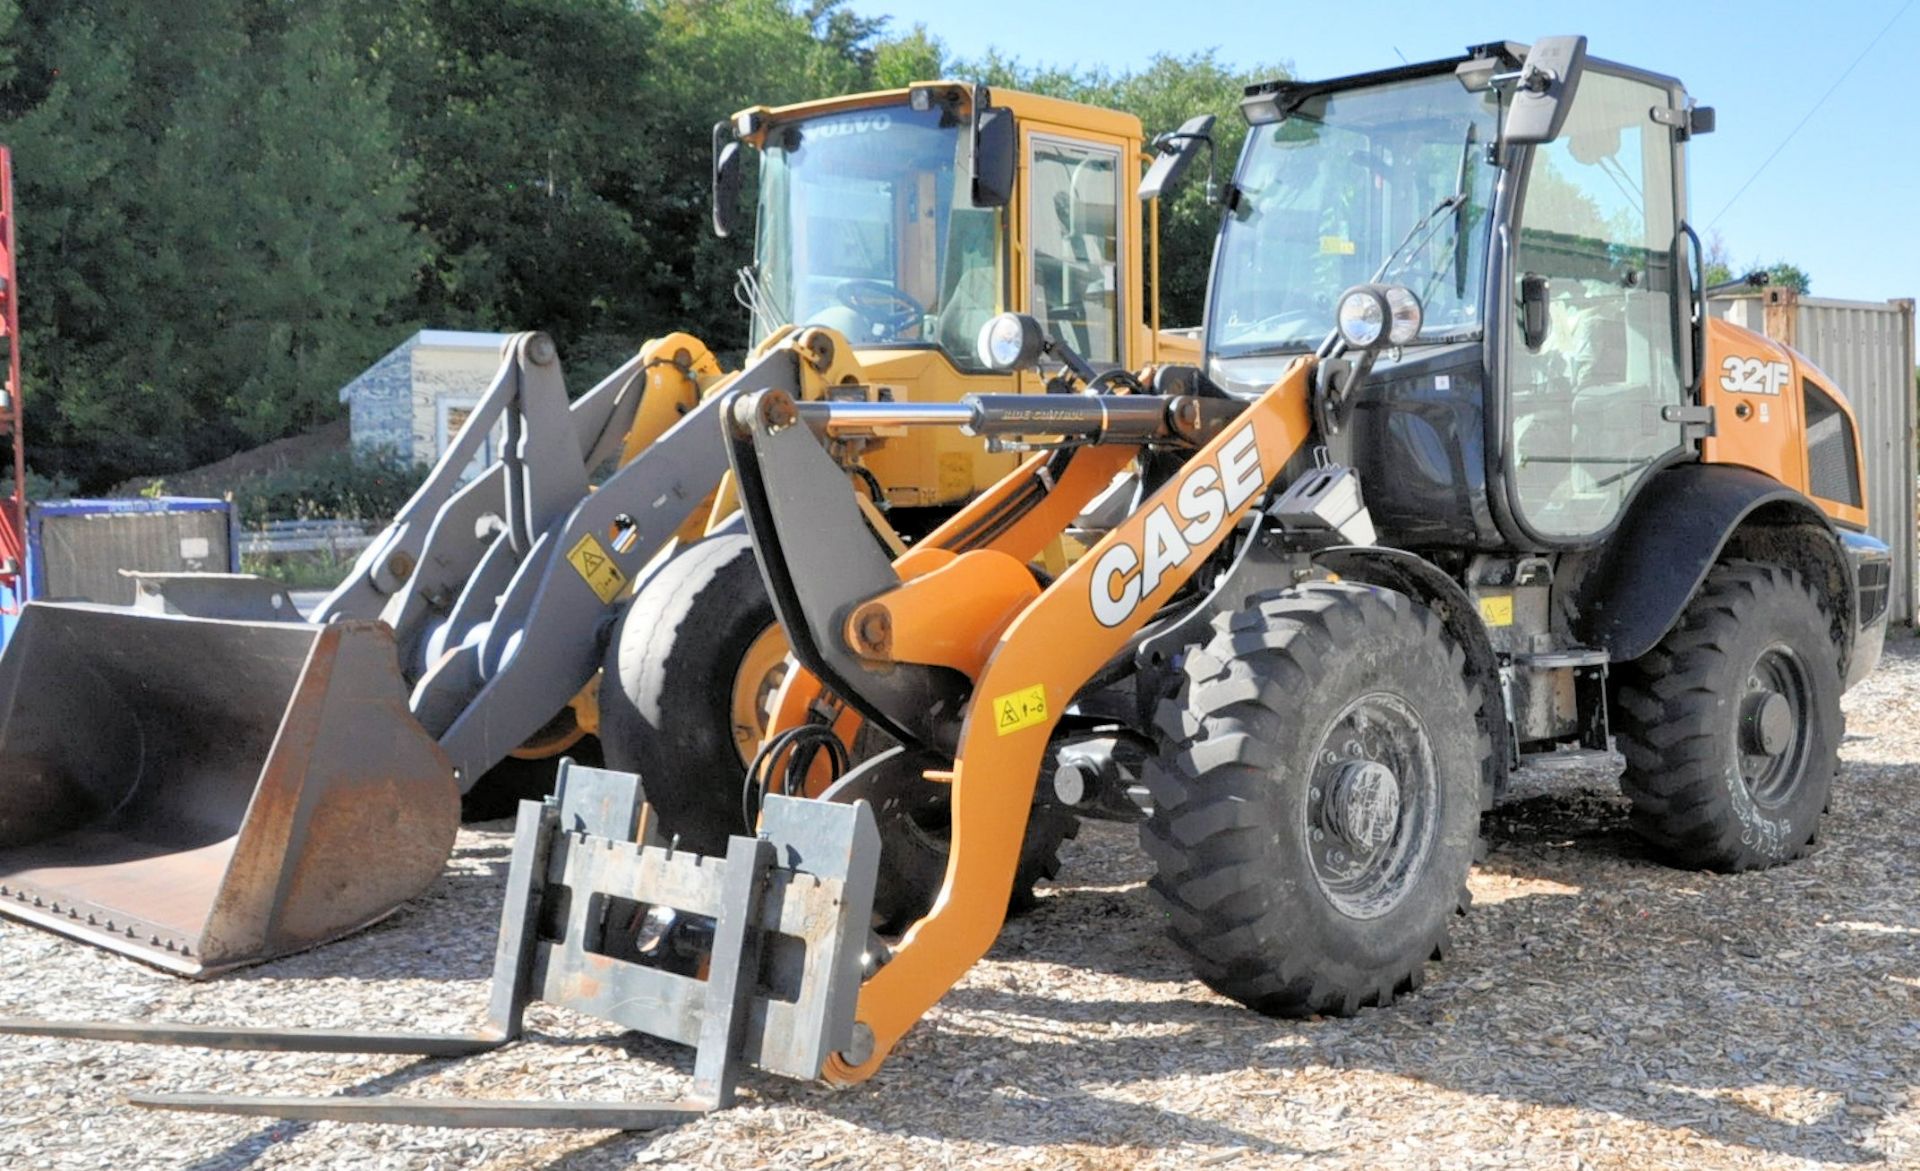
[0,602,459,976]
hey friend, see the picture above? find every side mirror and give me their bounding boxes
[972,106,1016,208]
[711,123,743,238]
[1519,273,1551,352]
[1138,114,1216,202]
[1503,35,1588,146]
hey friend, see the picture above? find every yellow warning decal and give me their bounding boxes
[993,684,1049,736]
[1478,595,1514,627]
[1319,235,1356,255]
[566,533,627,604]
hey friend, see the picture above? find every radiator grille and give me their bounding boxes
[1803,380,1862,508]
[1857,558,1892,627]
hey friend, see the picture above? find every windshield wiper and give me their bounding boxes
[1219,341,1317,360]
[1375,192,1467,287]
[1451,124,1479,298]
[734,264,789,341]
[1374,123,1482,296]
[1314,189,1467,359]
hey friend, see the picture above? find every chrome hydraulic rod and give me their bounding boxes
[790,393,1241,446]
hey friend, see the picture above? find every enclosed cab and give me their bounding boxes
[1202,41,1887,743]
[718,83,1187,515]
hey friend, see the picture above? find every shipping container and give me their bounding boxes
[0,496,239,647]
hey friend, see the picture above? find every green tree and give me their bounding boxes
[871,24,944,88]
[636,0,875,356]
[1702,232,1811,294]
[1763,262,1811,294]
[159,5,422,444]
[2,0,419,486]
[344,0,660,374]
[2,3,209,480]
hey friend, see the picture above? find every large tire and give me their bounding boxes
[868,798,1080,934]
[1142,583,1485,1017]
[601,533,1079,916]
[877,810,1078,931]
[460,737,603,822]
[838,739,1079,935]
[599,531,778,853]
[1611,561,1841,871]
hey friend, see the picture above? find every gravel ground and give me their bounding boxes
[5,636,1920,1170]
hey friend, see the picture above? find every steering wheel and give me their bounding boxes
[1084,368,1148,395]
[837,280,927,338]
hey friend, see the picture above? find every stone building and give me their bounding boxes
[337,330,511,476]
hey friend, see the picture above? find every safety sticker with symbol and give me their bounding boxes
[1477,594,1514,627]
[992,684,1048,736]
[566,533,628,604]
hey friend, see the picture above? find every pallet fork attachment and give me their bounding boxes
[0,761,882,1130]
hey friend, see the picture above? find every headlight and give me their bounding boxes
[1382,285,1423,345]
[1335,287,1388,349]
[977,312,1046,371]
[1335,284,1423,350]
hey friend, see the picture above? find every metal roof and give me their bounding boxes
[338,330,512,403]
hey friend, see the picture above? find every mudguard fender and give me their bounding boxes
[1573,464,1855,673]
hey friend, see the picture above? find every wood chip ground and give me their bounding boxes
[4,637,1920,1169]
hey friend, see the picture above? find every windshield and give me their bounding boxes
[1207,72,1502,360]
[750,103,1004,367]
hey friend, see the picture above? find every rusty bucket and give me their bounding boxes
[0,602,459,976]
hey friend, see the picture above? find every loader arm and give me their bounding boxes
[728,358,1315,1080]
[315,332,719,668]
[317,333,627,628]
[400,334,855,788]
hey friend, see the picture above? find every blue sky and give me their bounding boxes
[849,0,1919,304]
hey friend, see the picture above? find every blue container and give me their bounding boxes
[0,496,238,648]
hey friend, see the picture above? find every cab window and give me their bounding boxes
[1027,137,1123,365]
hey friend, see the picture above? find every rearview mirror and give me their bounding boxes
[972,106,1016,208]
[711,123,743,238]
[1138,114,1216,202]
[1503,35,1588,146]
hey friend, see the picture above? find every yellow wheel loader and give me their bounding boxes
[1,37,1890,1130]
[0,81,1191,975]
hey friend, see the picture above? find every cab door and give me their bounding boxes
[1504,68,1691,543]
[1021,130,1128,367]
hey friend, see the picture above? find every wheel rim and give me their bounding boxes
[1737,644,1813,808]
[730,624,792,766]
[1304,692,1439,921]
